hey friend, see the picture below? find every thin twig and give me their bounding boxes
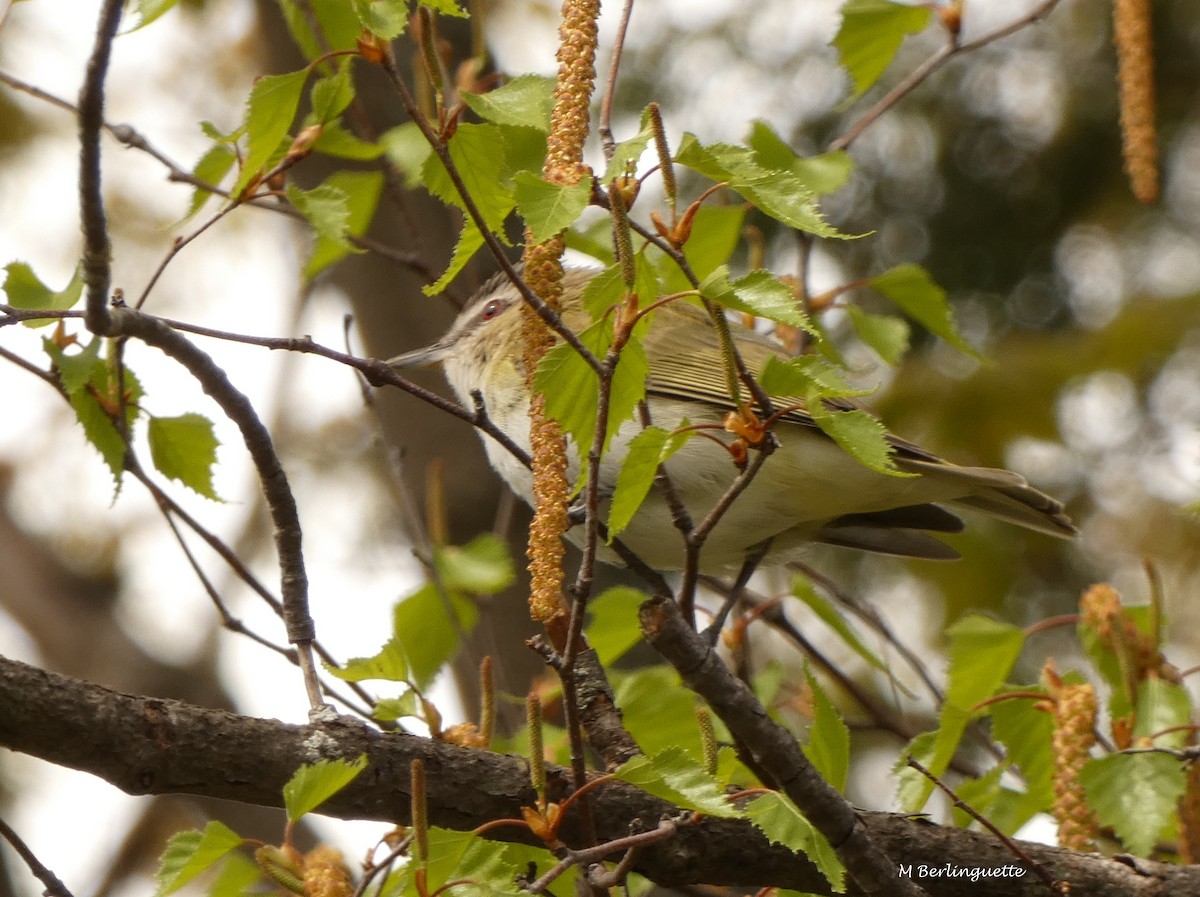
[598,0,637,161]
[0,816,75,897]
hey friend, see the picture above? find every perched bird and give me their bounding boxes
[389,269,1075,572]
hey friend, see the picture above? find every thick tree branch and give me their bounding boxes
[0,656,1193,897]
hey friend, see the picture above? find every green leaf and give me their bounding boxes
[1081,752,1186,857]
[806,395,907,477]
[869,263,980,359]
[288,182,353,256]
[658,205,747,295]
[185,143,238,220]
[304,170,384,278]
[514,173,592,244]
[353,0,409,39]
[903,616,1024,810]
[747,121,854,195]
[758,354,870,400]
[614,666,704,757]
[833,0,932,99]
[283,755,368,822]
[418,0,468,18]
[381,122,434,188]
[421,123,514,233]
[392,582,480,690]
[280,0,364,57]
[894,730,937,811]
[746,793,845,892]
[372,690,421,722]
[435,533,515,594]
[154,821,242,897]
[1133,678,1193,749]
[615,746,743,817]
[586,586,648,666]
[311,67,355,123]
[675,135,848,238]
[789,575,890,674]
[846,305,909,365]
[461,75,555,131]
[803,668,850,793]
[414,830,526,897]
[330,638,411,683]
[2,261,83,326]
[989,688,1054,813]
[699,268,814,332]
[208,851,262,897]
[234,69,309,197]
[312,121,384,161]
[129,0,180,31]
[147,413,221,500]
[950,766,1004,828]
[424,218,487,295]
[607,424,692,539]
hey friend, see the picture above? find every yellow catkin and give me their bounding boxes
[1080,582,1172,683]
[520,0,601,627]
[1113,0,1159,203]
[1046,673,1101,851]
[301,846,353,897]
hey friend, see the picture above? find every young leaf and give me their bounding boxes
[789,575,890,674]
[869,263,981,359]
[758,354,870,400]
[147,413,221,500]
[1081,752,1187,857]
[380,122,434,188]
[615,746,743,817]
[352,0,409,39]
[208,851,262,897]
[614,666,704,757]
[514,173,592,244]
[234,69,309,197]
[417,0,468,18]
[2,261,83,326]
[988,687,1054,812]
[747,121,854,195]
[806,394,906,477]
[280,0,363,57]
[312,121,384,161]
[185,143,238,220]
[710,268,815,332]
[607,424,692,539]
[746,793,845,892]
[287,182,353,256]
[1133,678,1193,749]
[586,586,648,666]
[833,0,932,99]
[424,218,487,296]
[846,305,910,365]
[393,582,480,689]
[304,170,384,278]
[461,75,555,131]
[283,755,369,822]
[802,668,850,793]
[435,533,515,594]
[310,67,355,124]
[130,0,181,31]
[155,821,243,897]
[421,123,515,233]
[329,637,411,683]
[657,205,747,295]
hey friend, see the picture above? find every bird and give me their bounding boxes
[388,268,1076,573]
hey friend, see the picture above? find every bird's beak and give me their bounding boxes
[387,340,451,369]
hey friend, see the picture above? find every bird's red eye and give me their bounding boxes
[481,298,505,321]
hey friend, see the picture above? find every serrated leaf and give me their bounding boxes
[721,269,815,332]
[607,424,692,539]
[615,746,743,817]
[758,354,870,400]
[675,135,848,238]
[833,0,932,99]
[424,218,487,295]
[381,122,434,188]
[807,395,906,477]
[414,830,526,897]
[614,666,703,757]
[869,263,980,359]
[461,75,554,131]
[148,413,221,500]
[904,616,1024,810]
[789,575,890,674]
[372,690,420,722]
[2,261,83,326]
[989,688,1054,812]
[746,793,845,891]
[747,121,854,195]
[330,638,411,683]
[280,0,365,57]
[1081,752,1186,856]
[234,69,309,197]
[392,582,480,690]
[304,170,384,278]
[435,533,515,594]
[586,586,647,666]
[154,821,242,897]
[422,123,514,233]
[1133,678,1193,749]
[803,668,850,793]
[311,67,355,123]
[312,121,384,161]
[288,182,353,255]
[185,143,237,220]
[208,851,261,897]
[659,205,748,296]
[283,755,368,821]
[895,729,937,811]
[352,0,408,39]
[514,173,591,244]
[846,305,909,365]
[418,0,468,17]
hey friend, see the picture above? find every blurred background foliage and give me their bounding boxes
[1,0,1199,892]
